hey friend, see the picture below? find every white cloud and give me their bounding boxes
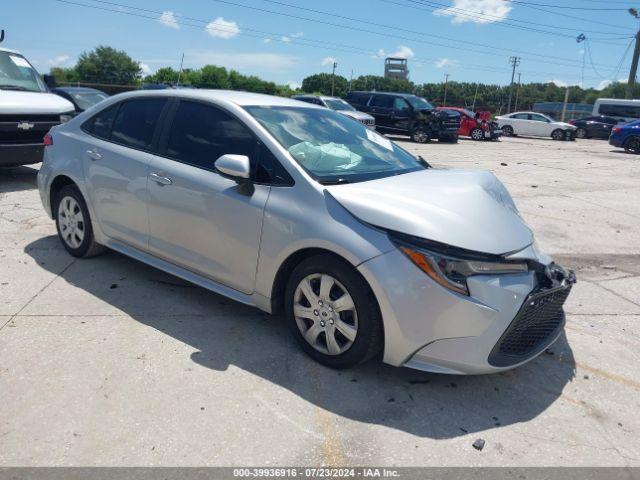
[435,58,458,69]
[263,38,272,43]
[47,55,70,67]
[140,63,152,75]
[549,79,568,87]
[206,17,240,39]
[280,36,291,43]
[321,56,337,66]
[159,11,180,30]
[189,51,297,72]
[287,81,301,90]
[375,45,414,59]
[291,32,304,38]
[434,0,512,24]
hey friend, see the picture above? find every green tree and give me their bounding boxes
[301,73,349,96]
[75,45,142,84]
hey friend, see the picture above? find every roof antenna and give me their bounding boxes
[0,30,5,43]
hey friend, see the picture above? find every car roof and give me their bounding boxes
[348,91,416,97]
[53,86,106,94]
[0,47,21,55]
[104,89,321,108]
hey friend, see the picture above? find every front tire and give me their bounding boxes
[501,125,514,137]
[285,255,383,369]
[470,127,484,141]
[411,126,431,143]
[551,129,564,141]
[55,185,105,258]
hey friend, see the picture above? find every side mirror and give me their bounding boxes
[215,154,251,180]
[43,74,57,89]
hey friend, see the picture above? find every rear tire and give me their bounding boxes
[55,185,105,258]
[623,136,640,154]
[501,125,514,137]
[285,254,383,369]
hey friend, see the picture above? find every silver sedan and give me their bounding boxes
[37,90,575,374]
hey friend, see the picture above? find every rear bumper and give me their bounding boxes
[609,135,624,147]
[0,143,44,167]
[358,248,574,375]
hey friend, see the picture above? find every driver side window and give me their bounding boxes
[393,98,410,111]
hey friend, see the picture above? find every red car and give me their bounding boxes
[437,107,502,141]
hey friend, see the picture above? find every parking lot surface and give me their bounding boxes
[1,136,639,466]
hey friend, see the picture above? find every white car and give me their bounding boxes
[496,112,576,141]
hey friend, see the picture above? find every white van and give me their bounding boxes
[1,42,75,167]
[592,98,640,123]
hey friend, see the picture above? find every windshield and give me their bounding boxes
[323,98,355,111]
[405,96,434,110]
[71,91,108,110]
[463,109,475,118]
[0,51,47,92]
[245,106,425,184]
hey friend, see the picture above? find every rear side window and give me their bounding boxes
[346,93,370,107]
[83,104,118,140]
[370,95,394,108]
[165,100,255,170]
[111,98,167,150]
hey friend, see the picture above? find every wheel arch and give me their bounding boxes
[270,247,379,317]
[49,174,78,217]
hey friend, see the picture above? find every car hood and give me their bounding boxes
[0,90,75,115]
[325,169,534,255]
[338,110,375,122]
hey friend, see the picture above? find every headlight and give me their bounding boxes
[59,114,74,123]
[394,239,528,296]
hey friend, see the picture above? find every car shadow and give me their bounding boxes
[25,235,576,439]
[0,165,39,193]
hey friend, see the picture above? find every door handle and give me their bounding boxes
[149,172,173,186]
[86,149,102,161]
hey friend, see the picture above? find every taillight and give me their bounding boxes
[43,133,53,146]
[613,127,622,134]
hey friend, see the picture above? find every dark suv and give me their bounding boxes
[345,91,460,143]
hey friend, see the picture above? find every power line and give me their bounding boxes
[50,0,627,85]
[506,0,628,11]
[382,0,634,41]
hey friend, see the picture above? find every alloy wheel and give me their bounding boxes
[575,128,587,139]
[471,128,484,140]
[293,273,358,356]
[58,196,85,249]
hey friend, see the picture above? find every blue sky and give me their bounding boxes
[4,0,639,89]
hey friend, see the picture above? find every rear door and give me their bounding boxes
[391,97,412,132]
[82,98,168,249]
[145,99,273,294]
[368,94,395,131]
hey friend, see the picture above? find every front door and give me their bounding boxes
[146,99,269,294]
[83,98,167,249]
[368,94,395,131]
[391,97,412,132]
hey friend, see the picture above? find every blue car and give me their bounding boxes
[609,119,640,154]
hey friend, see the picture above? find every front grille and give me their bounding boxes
[488,285,572,367]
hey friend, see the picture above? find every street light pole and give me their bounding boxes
[514,73,521,112]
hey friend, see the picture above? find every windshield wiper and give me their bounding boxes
[0,84,36,92]
[319,178,351,185]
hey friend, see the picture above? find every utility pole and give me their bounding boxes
[331,61,338,96]
[514,73,521,112]
[506,56,521,113]
[472,83,479,111]
[348,69,354,92]
[627,9,640,99]
[176,53,185,86]
[561,86,570,122]
[443,73,450,105]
